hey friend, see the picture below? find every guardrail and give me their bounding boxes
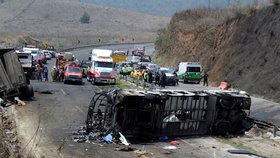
[62,41,154,51]
[120,75,165,91]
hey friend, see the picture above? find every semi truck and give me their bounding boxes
[0,49,34,99]
[87,49,116,85]
[178,62,202,84]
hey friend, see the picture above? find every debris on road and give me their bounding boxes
[227,149,265,158]
[163,145,178,150]
[104,133,113,143]
[115,147,135,152]
[14,97,26,106]
[34,90,53,94]
[169,141,179,146]
[119,132,130,146]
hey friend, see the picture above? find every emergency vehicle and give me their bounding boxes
[112,50,126,63]
[87,49,116,85]
[178,62,202,84]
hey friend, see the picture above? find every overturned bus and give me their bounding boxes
[86,89,252,138]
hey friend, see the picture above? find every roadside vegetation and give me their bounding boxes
[154,2,280,102]
[80,12,90,24]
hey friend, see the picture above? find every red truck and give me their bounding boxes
[132,45,145,56]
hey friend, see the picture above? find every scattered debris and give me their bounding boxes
[159,136,169,141]
[34,90,53,94]
[119,132,130,146]
[227,149,265,158]
[115,147,135,152]
[73,135,87,143]
[14,97,26,106]
[104,134,113,144]
[134,149,153,158]
[169,141,179,146]
[163,145,178,150]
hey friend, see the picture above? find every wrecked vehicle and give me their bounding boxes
[0,49,34,99]
[85,89,252,139]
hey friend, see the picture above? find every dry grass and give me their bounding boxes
[0,0,170,47]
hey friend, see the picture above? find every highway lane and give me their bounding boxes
[14,43,280,158]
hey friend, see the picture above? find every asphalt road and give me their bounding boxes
[14,43,280,158]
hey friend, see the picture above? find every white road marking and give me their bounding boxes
[74,106,84,113]
[61,88,66,95]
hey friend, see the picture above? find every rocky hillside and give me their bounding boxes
[0,0,169,47]
[155,4,280,102]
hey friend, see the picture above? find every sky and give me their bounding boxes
[79,0,268,17]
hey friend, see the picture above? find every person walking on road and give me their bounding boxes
[203,72,208,86]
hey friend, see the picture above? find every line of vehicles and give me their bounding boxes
[14,45,204,86]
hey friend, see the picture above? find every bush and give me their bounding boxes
[80,12,90,24]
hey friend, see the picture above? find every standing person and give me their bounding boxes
[173,70,179,85]
[126,49,129,56]
[126,64,132,76]
[203,72,208,86]
[58,67,64,82]
[143,71,148,82]
[36,64,43,81]
[44,66,49,82]
[55,67,60,82]
[148,71,153,84]
[160,72,166,88]
[155,72,160,86]
[51,66,56,82]
[122,65,127,80]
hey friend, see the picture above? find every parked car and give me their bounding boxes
[158,67,177,86]
[146,63,158,71]
[131,55,141,63]
[64,65,83,84]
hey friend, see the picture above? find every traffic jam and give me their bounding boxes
[15,44,202,87]
[1,44,276,158]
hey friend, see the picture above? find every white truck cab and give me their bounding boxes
[88,49,116,84]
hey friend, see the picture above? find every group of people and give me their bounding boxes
[34,64,49,82]
[121,65,133,80]
[50,66,65,82]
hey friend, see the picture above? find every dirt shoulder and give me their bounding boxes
[0,104,23,158]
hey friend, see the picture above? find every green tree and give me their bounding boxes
[80,12,90,24]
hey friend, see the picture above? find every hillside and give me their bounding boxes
[0,0,170,47]
[155,4,280,102]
